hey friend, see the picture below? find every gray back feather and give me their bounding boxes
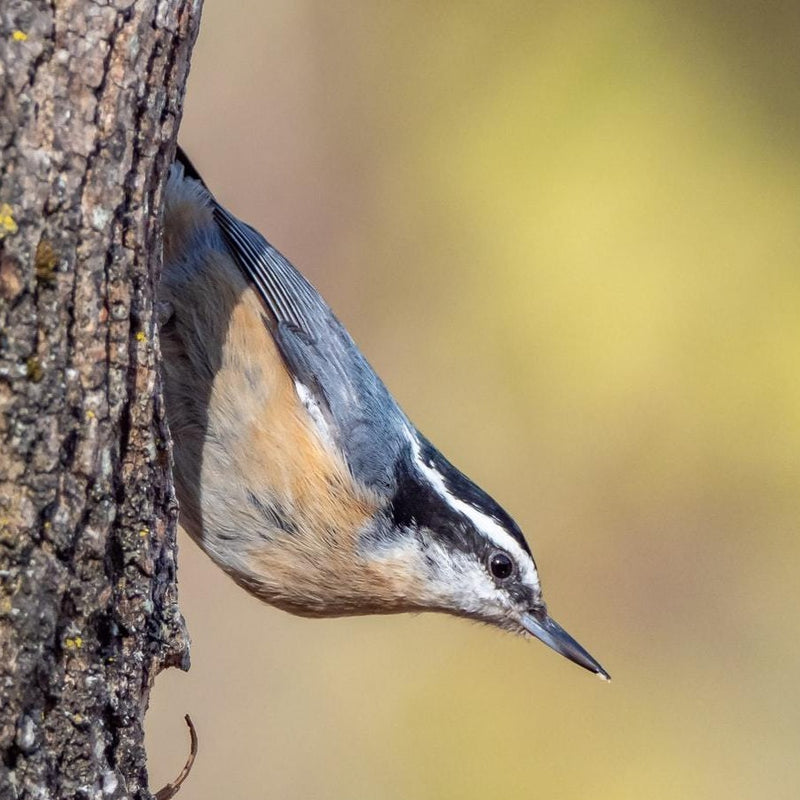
[213,202,409,493]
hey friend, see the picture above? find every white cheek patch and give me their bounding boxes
[409,437,540,593]
[424,542,506,615]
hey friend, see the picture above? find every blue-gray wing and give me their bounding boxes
[213,203,408,494]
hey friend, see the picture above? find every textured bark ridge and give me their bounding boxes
[0,1,202,797]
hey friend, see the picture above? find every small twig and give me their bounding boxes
[155,714,198,800]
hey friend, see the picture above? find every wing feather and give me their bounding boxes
[211,197,408,493]
[214,204,316,329]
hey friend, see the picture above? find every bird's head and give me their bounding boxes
[362,435,609,680]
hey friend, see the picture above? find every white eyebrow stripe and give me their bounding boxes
[409,437,540,591]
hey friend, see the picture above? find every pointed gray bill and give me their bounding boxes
[521,611,610,681]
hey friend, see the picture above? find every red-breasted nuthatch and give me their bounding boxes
[159,149,609,680]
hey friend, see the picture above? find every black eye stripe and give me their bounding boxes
[415,438,532,556]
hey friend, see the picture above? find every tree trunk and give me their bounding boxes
[0,1,202,797]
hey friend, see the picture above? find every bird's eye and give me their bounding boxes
[489,551,514,580]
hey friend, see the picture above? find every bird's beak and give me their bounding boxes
[520,608,610,681]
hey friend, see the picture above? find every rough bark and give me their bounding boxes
[0,1,202,798]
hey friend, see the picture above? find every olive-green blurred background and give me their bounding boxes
[146,2,800,798]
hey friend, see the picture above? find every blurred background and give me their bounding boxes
[146,2,800,798]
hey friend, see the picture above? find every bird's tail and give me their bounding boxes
[163,147,215,267]
[174,145,208,189]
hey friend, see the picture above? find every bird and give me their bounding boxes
[158,147,609,681]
